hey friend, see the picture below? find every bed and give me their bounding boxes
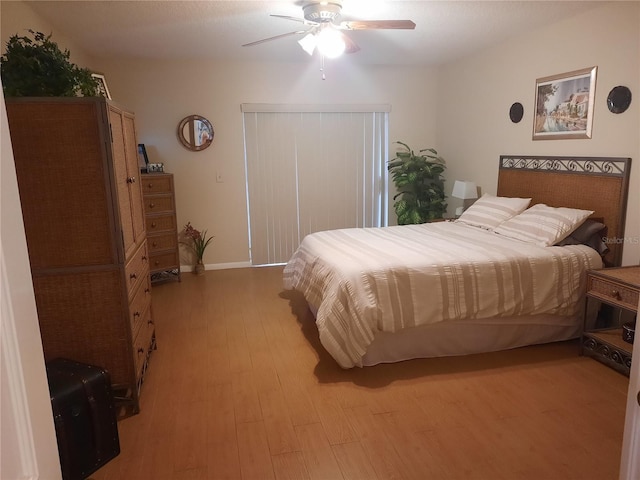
[283,156,631,368]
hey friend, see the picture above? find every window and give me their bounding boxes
[242,104,389,265]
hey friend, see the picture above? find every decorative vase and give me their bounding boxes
[194,261,205,275]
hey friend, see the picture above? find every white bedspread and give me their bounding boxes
[283,222,602,368]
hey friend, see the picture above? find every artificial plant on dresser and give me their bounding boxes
[6,97,155,416]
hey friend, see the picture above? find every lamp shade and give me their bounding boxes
[452,180,478,200]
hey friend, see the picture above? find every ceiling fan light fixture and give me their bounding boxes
[298,33,317,55]
[316,28,345,58]
[245,1,414,61]
[303,2,342,23]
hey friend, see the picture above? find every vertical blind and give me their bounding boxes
[242,104,389,265]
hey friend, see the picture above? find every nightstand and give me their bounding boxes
[582,266,640,376]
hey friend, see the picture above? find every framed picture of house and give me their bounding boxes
[91,73,112,100]
[533,66,597,140]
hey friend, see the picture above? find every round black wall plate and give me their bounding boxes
[509,102,524,123]
[607,86,632,114]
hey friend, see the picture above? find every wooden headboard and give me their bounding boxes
[497,155,631,267]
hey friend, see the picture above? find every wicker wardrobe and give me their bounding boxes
[6,97,155,415]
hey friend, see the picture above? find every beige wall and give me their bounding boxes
[1,1,95,68]
[95,59,438,267]
[437,2,640,265]
[2,1,638,266]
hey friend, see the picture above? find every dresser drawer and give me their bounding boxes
[129,275,152,334]
[133,308,155,380]
[150,251,180,272]
[587,276,640,312]
[146,214,176,234]
[148,232,178,253]
[142,175,172,194]
[125,242,149,296]
[143,194,174,214]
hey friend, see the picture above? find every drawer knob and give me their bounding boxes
[147,183,153,189]
[145,288,151,294]
[149,203,155,209]
[151,222,157,228]
[152,242,157,247]
[148,319,155,326]
[134,311,140,318]
[154,260,160,266]
[130,273,137,280]
[142,255,147,261]
[611,289,621,299]
[138,348,145,355]
[127,176,136,184]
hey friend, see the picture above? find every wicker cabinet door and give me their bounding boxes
[6,100,116,268]
[123,112,146,248]
[109,106,145,259]
[109,106,135,257]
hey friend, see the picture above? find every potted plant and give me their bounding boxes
[388,141,447,224]
[181,222,214,275]
[0,30,100,97]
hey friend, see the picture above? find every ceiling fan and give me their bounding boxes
[242,1,416,58]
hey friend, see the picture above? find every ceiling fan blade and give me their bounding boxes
[242,30,307,47]
[270,14,308,24]
[339,20,416,30]
[342,33,360,54]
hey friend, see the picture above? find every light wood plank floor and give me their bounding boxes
[93,266,629,480]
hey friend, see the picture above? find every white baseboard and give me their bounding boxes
[180,261,252,273]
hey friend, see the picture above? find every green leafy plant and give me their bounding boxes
[181,222,214,264]
[388,141,447,224]
[1,30,100,97]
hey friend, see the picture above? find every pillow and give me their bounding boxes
[455,193,531,230]
[556,219,609,255]
[494,203,594,247]
[563,218,605,244]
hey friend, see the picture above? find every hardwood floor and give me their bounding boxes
[92,266,629,480]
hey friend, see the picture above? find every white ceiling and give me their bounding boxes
[24,0,609,66]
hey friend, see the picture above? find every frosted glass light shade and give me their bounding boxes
[298,33,317,56]
[316,28,346,58]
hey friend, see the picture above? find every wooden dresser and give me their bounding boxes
[6,97,155,415]
[141,173,181,283]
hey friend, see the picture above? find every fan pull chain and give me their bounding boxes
[320,55,326,80]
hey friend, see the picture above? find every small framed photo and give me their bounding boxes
[137,144,149,173]
[533,66,597,140]
[147,163,164,173]
[91,73,111,100]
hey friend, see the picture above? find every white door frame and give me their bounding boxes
[620,295,640,479]
[1,87,62,480]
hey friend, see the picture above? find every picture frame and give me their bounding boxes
[533,66,597,140]
[91,73,111,100]
[147,163,164,173]
[137,144,149,173]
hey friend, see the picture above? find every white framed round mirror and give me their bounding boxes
[177,115,214,151]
